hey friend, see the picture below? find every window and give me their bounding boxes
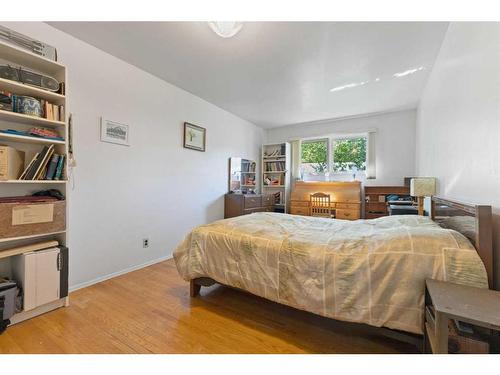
[301,139,328,177]
[332,137,367,172]
[300,135,367,180]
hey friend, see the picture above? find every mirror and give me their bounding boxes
[229,157,257,193]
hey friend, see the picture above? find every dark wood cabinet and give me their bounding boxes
[364,186,410,219]
[224,193,274,218]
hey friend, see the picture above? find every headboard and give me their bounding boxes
[431,196,494,288]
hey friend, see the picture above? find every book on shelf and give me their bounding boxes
[243,174,256,186]
[0,91,64,122]
[263,146,285,158]
[19,147,65,181]
[242,161,256,172]
[0,128,64,141]
[263,175,282,186]
[54,154,65,180]
[264,161,285,172]
[45,154,59,180]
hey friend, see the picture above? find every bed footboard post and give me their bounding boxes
[190,279,201,297]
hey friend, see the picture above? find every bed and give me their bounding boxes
[173,196,493,340]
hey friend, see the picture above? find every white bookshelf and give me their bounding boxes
[0,40,69,324]
[261,142,291,213]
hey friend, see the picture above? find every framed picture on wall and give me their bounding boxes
[183,122,206,152]
[100,118,130,146]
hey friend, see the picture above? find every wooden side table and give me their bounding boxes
[424,279,500,354]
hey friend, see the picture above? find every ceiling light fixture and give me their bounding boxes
[208,22,243,38]
[393,66,425,78]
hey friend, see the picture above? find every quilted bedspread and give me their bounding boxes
[173,213,488,334]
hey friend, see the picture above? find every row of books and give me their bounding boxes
[19,145,65,180]
[264,161,286,171]
[40,100,65,121]
[241,161,256,172]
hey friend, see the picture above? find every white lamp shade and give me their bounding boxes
[410,177,436,197]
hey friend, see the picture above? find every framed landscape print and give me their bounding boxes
[183,122,206,152]
[100,118,130,146]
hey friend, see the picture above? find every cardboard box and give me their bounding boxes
[0,200,66,239]
[0,145,25,180]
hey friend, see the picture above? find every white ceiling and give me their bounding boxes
[49,22,449,128]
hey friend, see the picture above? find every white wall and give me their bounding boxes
[0,22,264,289]
[416,22,500,289]
[265,109,416,186]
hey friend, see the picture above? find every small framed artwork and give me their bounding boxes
[100,118,130,146]
[183,122,206,152]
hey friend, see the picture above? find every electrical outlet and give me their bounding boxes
[143,238,149,248]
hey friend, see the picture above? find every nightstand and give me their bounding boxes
[424,279,500,354]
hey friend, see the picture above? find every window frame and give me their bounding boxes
[300,134,367,180]
[330,135,367,174]
[300,137,330,177]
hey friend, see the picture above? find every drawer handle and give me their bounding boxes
[344,212,350,216]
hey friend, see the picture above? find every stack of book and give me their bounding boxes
[0,127,64,141]
[19,145,65,180]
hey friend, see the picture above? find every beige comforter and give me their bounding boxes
[174,213,488,334]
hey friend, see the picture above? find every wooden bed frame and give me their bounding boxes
[188,196,494,350]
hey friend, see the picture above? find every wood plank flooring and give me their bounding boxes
[0,259,418,353]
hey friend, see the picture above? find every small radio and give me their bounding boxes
[0,65,60,92]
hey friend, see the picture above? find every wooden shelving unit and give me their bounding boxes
[0,39,69,325]
[261,143,291,213]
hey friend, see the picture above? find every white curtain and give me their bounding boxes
[366,131,376,179]
[290,139,302,181]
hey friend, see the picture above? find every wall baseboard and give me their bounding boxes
[69,255,173,292]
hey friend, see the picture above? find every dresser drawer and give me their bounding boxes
[290,206,310,216]
[336,209,360,220]
[336,203,360,210]
[244,195,262,208]
[262,195,274,206]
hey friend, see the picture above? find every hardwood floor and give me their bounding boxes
[0,259,418,354]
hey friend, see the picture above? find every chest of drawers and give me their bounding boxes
[224,193,275,218]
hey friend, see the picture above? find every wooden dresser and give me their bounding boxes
[290,181,362,220]
[224,193,274,218]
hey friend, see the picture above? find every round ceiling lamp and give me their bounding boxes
[208,22,243,38]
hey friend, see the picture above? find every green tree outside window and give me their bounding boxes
[332,138,366,172]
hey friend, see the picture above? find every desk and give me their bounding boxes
[289,181,361,220]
